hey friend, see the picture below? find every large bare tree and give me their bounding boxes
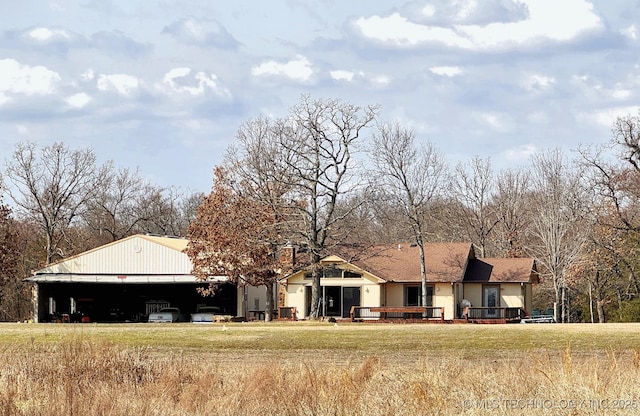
[370,122,447,310]
[447,157,498,258]
[527,148,587,322]
[493,168,531,257]
[227,96,377,319]
[83,165,151,242]
[4,142,107,264]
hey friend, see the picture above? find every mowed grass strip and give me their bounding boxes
[0,322,638,358]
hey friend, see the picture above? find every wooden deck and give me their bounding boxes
[464,307,525,323]
[350,306,445,322]
[349,306,525,324]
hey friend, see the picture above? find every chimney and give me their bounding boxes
[279,243,295,275]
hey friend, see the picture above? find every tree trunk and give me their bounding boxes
[593,272,606,323]
[418,241,428,316]
[264,281,274,322]
[553,278,561,323]
[309,252,322,319]
[588,281,594,323]
[561,284,567,323]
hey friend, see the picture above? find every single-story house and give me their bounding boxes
[25,234,267,323]
[279,242,538,321]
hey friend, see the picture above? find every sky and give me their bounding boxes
[1,0,639,194]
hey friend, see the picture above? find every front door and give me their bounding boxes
[483,285,500,318]
[342,287,361,318]
[324,286,342,317]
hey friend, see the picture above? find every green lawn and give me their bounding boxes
[1,321,638,362]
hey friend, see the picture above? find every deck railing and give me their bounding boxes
[351,306,445,322]
[465,307,525,321]
[277,306,297,320]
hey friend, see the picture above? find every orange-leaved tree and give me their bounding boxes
[186,166,283,321]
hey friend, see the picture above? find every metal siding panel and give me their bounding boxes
[35,235,193,275]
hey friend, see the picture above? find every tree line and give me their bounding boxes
[0,142,203,321]
[3,95,640,323]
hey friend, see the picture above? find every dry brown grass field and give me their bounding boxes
[1,322,639,415]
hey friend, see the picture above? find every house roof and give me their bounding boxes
[463,257,538,284]
[282,242,537,285]
[337,242,474,283]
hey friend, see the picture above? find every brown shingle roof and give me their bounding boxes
[463,257,537,283]
[344,242,474,283]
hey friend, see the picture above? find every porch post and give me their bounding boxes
[32,283,39,323]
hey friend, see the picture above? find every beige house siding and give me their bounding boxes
[463,283,483,309]
[362,284,381,308]
[434,283,455,320]
[463,282,527,311]
[385,284,404,306]
[282,267,383,318]
[284,284,306,317]
[500,284,524,308]
[524,283,532,313]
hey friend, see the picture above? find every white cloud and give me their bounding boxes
[0,59,60,101]
[81,69,95,81]
[96,74,139,95]
[580,106,638,127]
[503,144,537,161]
[355,13,472,48]
[611,87,631,100]
[355,0,603,50]
[161,67,230,97]
[475,111,512,132]
[521,73,556,91]
[65,92,91,108]
[372,75,390,86]
[455,0,479,22]
[430,66,463,76]
[422,4,436,18]
[621,24,638,41]
[162,17,238,49]
[252,55,313,82]
[329,69,390,87]
[330,70,354,82]
[164,67,191,82]
[28,27,70,41]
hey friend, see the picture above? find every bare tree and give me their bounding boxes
[579,111,640,305]
[83,165,151,242]
[527,148,587,322]
[447,157,498,258]
[0,203,30,321]
[283,97,377,319]
[493,168,531,257]
[370,122,447,309]
[5,142,107,264]
[229,96,377,319]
